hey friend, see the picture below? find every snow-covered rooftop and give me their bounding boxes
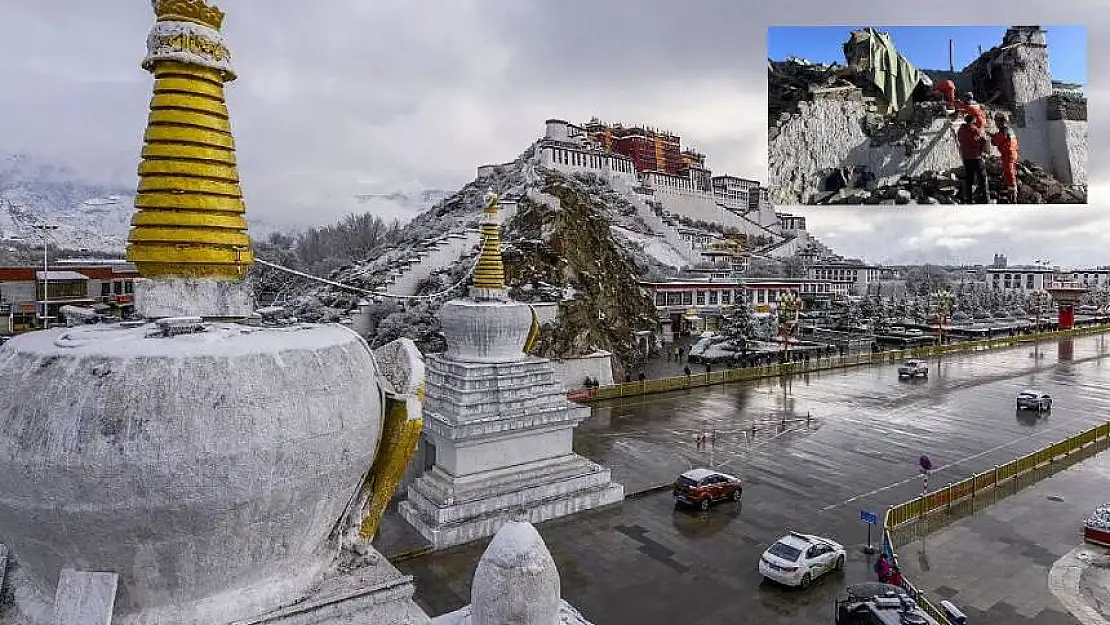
[36,270,88,281]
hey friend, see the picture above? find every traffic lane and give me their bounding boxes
[397,487,885,625]
[578,335,1110,517]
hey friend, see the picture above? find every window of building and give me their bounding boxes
[656,292,666,306]
[681,291,693,305]
[113,281,122,295]
[708,291,718,305]
[1026,275,1035,289]
[696,291,705,305]
[721,290,731,304]
[101,282,111,297]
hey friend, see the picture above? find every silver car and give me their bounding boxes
[1016,389,1052,411]
[898,360,928,378]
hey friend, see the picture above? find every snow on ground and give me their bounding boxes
[610,226,688,269]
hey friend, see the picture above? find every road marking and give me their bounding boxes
[819,423,1087,512]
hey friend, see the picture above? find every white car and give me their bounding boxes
[897,360,928,378]
[1016,389,1052,411]
[759,532,846,588]
[905,328,924,337]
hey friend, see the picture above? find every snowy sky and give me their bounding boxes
[0,0,1105,266]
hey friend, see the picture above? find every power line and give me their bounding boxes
[254,232,488,301]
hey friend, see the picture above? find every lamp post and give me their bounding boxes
[777,290,802,364]
[32,223,60,328]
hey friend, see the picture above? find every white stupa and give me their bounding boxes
[398,191,624,549]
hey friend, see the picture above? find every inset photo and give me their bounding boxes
[767,25,1087,206]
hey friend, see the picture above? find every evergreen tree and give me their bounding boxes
[721,289,760,351]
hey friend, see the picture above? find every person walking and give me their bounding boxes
[637,371,646,382]
[991,112,1020,204]
[874,553,892,583]
[957,114,990,204]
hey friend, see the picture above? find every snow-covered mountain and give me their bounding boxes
[1,153,304,252]
[354,189,453,223]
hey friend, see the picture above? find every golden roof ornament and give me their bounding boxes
[151,0,225,30]
[127,0,252,280]
[470,189,507,300]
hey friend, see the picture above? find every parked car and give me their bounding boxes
[897,360,929,378]
[905,328,924,337]
[672,468,742,510]
[1016,389,1052,411]
[759,532,846,588]
[889,326,905,334]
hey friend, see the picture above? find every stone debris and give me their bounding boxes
[768,59,873,132]
[1085,504,1110,531]
[816,158,1087,205]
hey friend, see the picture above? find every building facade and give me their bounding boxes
[0,262,140,332]
[806,260,882,295]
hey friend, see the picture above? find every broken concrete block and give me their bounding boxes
[52,569,119,625]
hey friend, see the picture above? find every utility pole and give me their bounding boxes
[949,39,954,72]
[33,223,60,328]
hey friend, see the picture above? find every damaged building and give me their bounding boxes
[767,26,1087,205]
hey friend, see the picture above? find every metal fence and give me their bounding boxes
[881,420,1110,624]
[568,323,1110,403]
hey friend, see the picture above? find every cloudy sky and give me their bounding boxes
[0,0,1104,266]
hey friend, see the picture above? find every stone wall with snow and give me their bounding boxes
[767,95,964,205]
[548,351,615,388]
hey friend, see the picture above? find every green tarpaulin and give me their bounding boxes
[843,27,924,114]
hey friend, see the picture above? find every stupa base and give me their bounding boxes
[135,277,255,319]
[398,454,624,550]
[0,550,430,625]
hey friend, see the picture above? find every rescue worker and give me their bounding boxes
[960,92,987,128]
[957,113,990,204]
[990,112,1020,204]
[935,79,957,108]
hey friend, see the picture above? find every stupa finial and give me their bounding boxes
[470,189,507,300]
[126,0,253,280]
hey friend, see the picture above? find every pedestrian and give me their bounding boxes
[990,112,1020,204]
[637,371,646,382]
[705,363,712,374]
[958,92,987,128]
[874,553,892,583]
[677,347,684,361]
[957,113,990,204]
[888,566,904,587]
[935,79,957,108]
[684,365,691,376]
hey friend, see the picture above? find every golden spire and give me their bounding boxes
[126,0,252,279]
[471,190,506,299]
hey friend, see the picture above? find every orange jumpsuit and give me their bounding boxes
[936,80,957,105]
[991,127,1020,189]
[965,103,987,128]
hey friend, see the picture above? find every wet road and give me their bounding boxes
[398,334,1110,625]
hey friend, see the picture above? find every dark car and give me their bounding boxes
[835,584,944,625]
[673,468,742,510]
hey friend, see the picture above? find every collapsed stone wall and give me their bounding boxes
[767,95,963,205]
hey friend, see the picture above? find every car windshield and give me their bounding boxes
[1019,392,1037,398]
[767,541,802,562]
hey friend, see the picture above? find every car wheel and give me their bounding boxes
[835,555,844,571]
[699,498,710,511]
[800,572,812,588]
[732,488,743,501]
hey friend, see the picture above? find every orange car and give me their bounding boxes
[673,468,743,510]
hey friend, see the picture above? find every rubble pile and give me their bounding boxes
[816,158,1087,205]
[1086,504,1110,531]
[768,59,872,131]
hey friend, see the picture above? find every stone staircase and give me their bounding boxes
[382,230,482,296]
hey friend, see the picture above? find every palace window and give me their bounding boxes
[696,291,705,305]
[681,291,693,305]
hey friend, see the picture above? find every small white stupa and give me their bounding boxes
[399,191,624,549]
[431,520,597,625]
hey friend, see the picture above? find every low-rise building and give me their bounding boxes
[0,262,139,332]
[807,259,882,295]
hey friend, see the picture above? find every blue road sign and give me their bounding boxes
[860,510,878,525]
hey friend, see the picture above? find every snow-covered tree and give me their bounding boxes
[720,290,760,351]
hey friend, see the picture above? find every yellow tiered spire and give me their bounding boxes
[126,0,252,279]
[472,190,506,296]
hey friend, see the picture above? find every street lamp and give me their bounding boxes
[777,290,802,363]
[1028,289,1051,335]
[32,223,60,328]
